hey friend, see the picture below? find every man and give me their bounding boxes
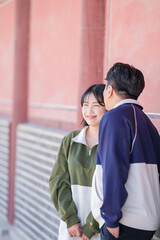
[91,62,160,240]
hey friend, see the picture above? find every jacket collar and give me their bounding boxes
[114,99,143,109]
[72,126,88,145]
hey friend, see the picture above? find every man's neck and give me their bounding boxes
[108,94,123,110]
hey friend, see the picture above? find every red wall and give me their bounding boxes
[0,1,14,116]
[28,0,82,128]
[0,0,159,131]
[104,0,160,122]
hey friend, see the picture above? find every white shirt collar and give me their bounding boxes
[114,99,142,108]
[72,126,88,145]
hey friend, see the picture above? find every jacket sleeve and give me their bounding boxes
[99,113,131,228]
[82,211,100,238]
[49,134,80,228]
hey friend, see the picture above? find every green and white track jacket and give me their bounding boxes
[49,127,100,240]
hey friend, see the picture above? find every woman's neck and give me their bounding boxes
[85,126,99,149]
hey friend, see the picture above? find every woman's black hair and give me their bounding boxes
[81,84,105,126]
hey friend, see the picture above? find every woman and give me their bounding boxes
[49,84,106,240]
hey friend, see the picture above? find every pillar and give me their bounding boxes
[8,0,30,224]
[77,0,106,128]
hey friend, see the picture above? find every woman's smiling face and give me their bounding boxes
[82,93,106,127]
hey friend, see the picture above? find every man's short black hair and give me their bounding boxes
[105,62,145,99]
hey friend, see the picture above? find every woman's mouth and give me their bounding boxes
[87,115,96,119]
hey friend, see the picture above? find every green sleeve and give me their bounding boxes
[49,134,80,228]
[82,211,100,239]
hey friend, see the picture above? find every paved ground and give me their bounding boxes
[0,230,13,240]
[154,237,160,240]
[1,234,13,240]
[0,220,13,240]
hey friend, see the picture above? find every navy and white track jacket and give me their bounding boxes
[91,99,160,231]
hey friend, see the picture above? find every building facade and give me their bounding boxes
[0,0,160,239]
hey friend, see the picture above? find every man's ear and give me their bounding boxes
[107,85,114,98]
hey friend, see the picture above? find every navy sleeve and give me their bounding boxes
[98,111,131,228]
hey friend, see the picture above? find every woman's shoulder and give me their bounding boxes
[58,130,82,155]
[63,129,81,141]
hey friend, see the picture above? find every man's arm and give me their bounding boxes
[98,112,131,228]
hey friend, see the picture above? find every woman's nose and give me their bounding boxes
[87,107,93,113]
